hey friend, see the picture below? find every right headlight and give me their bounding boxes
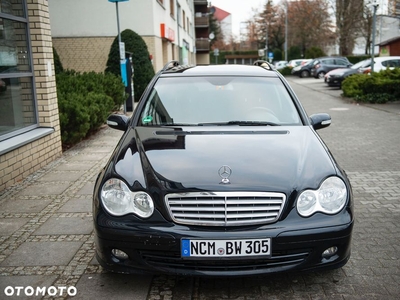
[297,177,347,217]
[100,178,154,218]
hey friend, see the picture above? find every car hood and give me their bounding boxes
[327,67,352,75]
[113,127,337,193]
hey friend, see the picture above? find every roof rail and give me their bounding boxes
[253,60,274,70]
[162,60,180,72]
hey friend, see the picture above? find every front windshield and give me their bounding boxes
[351,59,371,69]
[138,76,302,126]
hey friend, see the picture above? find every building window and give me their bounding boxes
[182,10,186,30]
[169,0,174,18]
[0,0,36,141]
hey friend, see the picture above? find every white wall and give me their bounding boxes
[48,0,195,50]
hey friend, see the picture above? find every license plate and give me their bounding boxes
[181,238,271,258]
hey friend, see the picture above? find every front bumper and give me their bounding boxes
[326,76,343,86]
[94,209,353,277]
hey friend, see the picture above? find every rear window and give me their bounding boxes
[138,77,302,126]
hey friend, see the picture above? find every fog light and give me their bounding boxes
[111,249,128,260]
[322,246,338,258]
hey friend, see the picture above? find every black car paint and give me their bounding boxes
[93,63,354,276]
[325,68,359,87]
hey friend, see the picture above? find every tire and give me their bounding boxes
[317,71,326,79]
[300,70,309,78]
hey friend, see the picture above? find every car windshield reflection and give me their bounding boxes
[138,77,302,127]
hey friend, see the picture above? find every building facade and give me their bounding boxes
[0,0,62,192]
[48,0,196,73]
[194,0,210,64]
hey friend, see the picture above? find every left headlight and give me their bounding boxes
[100,178,154,218]
[297,177,347,217]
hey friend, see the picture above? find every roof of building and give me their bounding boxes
[211,6,231,22]
[377,36,400,46]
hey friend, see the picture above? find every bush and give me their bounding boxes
[53,48,64,75]
[273,49,283,61]
[305,47,325,59]
[278,66,292,76]
[341,74,369,98]
[342,70,400,103]
[288,46,301,61]
[56,71,126,147]
[106,29,155,102]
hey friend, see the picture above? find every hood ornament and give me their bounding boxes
[218,165,232,184]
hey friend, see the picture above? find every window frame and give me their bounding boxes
[0,0,38,142]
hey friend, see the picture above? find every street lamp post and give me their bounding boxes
[371,1,379,73]
[108,0,129,112]
[284,1,288,62]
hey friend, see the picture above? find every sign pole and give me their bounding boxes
[109,0,129,113]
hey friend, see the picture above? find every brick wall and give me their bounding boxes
[52,37,114,73]
[53,35,162,73]
[0,0,62,191]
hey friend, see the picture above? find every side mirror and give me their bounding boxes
[310,113,331,130]
[106,114,130,131]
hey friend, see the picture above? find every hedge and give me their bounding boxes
[342,68,400,103]
[56,71,126,146]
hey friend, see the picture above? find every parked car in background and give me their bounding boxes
[291,59,317,78]
[0,79,6,92]
[274,60,288,70]
[311,57,352,79]
[287,59,312,69]
[93,60,354,277]
[325,59,371,87]
[359,56,400,74]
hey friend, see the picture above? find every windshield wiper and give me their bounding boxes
[198,121,280,126]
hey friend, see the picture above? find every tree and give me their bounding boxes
[331,0,365,55]
[248,0,333,57]
[105,29,155,102]
[286,0,333,57]
[209,9,223,49]
[360,1,375,55]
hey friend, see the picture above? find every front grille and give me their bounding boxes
[140,248,310,273]
[165,192,286,226]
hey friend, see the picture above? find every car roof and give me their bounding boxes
[159,64,279,78]
[374,56,400,61]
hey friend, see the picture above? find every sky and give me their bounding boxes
[208,0,265,38]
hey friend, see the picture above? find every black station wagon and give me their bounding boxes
[93,61,354,276]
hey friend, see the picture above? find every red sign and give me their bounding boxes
[160,23,175,42]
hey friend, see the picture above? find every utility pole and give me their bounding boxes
[371,1,379,73]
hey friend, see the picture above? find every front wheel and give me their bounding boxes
[300,70,309,78]
[317,71,326,79]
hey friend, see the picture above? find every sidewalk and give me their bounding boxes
[0,124,152,299]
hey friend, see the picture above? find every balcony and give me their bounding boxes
[196,38,210,52]
[195,15,209,28]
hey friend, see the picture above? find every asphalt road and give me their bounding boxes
[0,76,399,300]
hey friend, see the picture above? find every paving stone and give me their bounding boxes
[16,183,70,196]
[54,163,94,172]
[72,273,152,300]
[0,199,52,213]
[0,241,83,267]
[57,198,92,213]
[38,172,84,182]
[0,218,30,236]
[76,182,95,195]
[33,216,92,235]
